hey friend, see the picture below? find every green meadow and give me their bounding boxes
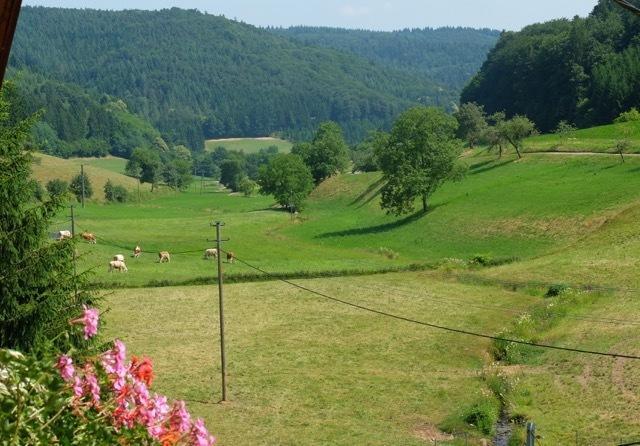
[523,120,640,153]
[49,148,640,444]
[205,137,293,154]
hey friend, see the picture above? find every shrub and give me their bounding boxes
[239,176,257,197]
[614,108,640,123]
[46,178,69,197]
[70,172,93,202]
[32,180,45,202]
[104,179,128,203]
[462,399,500,436]
[545,283,569,297]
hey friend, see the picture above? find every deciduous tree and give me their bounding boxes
[376,106,463,215]
[258,154,314,211]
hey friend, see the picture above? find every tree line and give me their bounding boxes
[461,0,640,132]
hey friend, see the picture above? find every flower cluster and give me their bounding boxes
[58,307,216,446]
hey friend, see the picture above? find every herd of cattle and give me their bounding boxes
[56,230,235,273]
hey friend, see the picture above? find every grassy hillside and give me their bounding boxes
[523,120,640,153]
[69,153,640,288]
[32,153,149,201]
[205,137,292,154]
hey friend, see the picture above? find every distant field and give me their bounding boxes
[32,153,150,202]
[524,120,640,153]
[69,156,129,175]
[205,137,293,154]
[103,272,536,445]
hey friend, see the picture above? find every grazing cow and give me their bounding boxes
[81,232,97,244]
[158,251,171,263]
[204,248,218,260]
[108,260,128,273]
[113,254,125,262]
[226,251,235,264]
[133,245,142,258]
[57,230,72,241]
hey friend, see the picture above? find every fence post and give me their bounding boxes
[526,422,536,446]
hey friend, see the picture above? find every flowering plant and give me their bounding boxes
[0,307,216,445]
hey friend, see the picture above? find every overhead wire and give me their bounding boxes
[223,250,640,361]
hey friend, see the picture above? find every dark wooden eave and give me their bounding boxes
[614,0,640,16]
[0,0,22,84]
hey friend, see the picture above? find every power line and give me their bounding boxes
[226,251,640,361]
[353,282,640,327]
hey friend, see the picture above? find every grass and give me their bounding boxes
[523,120,640,153]
[69,155,129,175]
[32,153,150,202]
[70,153,640,287]
[205,137,293,154]
[101,272,537,445]
[59,148,640,443]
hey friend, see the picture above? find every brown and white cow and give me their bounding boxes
[57,230,72,241]
[113,254,125,262]
[81,232,97,244]
[158,251,171,263]
[133,245,142,258]
[226,251,235,264]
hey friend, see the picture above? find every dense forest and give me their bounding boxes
[461,0,640,132]
[7,71,160,158]
[271,26,500,91]
[9,7,469,150]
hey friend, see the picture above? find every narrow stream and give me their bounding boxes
[493,411,512,446]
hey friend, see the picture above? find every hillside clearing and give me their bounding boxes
[205,137,293,154]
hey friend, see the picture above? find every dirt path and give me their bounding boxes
[525,150,640,157]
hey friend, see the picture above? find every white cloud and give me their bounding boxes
[339,4,371,17]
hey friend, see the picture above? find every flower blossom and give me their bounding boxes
[169,400,191,433]
[102,339,128,391]
[191,418,216,446]
[82,305,99,339]
[72,375,84,398]
[131,355,154,386]
[85,371,101,406]
[55,354,75,381]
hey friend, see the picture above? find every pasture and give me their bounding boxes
[70,153,640,288]
[69,155,129,175]
[58,150,640,443]
[205,137,293,154]
[523,120,640,153]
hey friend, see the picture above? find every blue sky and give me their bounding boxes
[22,0,596,31]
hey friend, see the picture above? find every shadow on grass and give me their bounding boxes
[315,208,436,239]
[349,177,385,208]
[469,159,514,175]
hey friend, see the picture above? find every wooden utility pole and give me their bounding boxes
[0,0,22,84]
[214,221,228,401]
[80,164,86,208]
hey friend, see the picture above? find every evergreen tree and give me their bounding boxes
[0,86,91,351]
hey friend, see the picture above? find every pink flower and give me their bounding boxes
[55,355,75,381]
[72,375,84,398]
[169,400,192,433]
[82,305,99,339]
[85,372,101,406]
[102,339,129,391]
[190,418,216,446]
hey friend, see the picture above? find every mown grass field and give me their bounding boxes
[205,137,293,154]
[69,155,129,175]
[102,273,538,445]
[523,120,640,153]
[49,148,640,444]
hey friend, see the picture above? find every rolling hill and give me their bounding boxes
[10,7,460,148]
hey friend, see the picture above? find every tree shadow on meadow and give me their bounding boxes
[469,159,514,175]
[349,177,385,209]
[315,207,440,239]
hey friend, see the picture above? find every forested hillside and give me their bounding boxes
[7,71,160,158]
[272,26,500,91]
[10,7,457,149]
[461,0,640,132]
